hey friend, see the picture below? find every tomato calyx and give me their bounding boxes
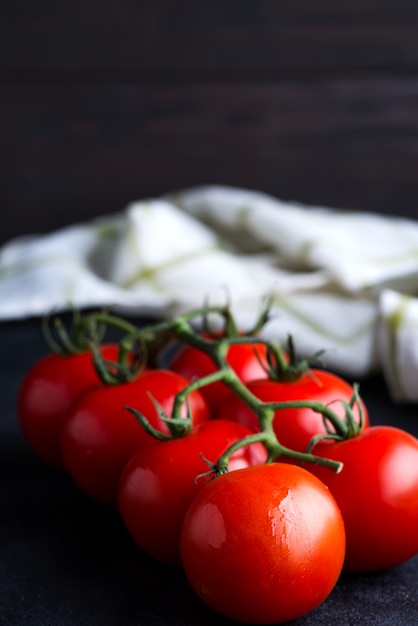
[194,454,230,483]
[306,383,366,452]
[45,308,151,384]
[42,308,148,384]
[42,307,108,355]
[263,334,326,383]
[125,394,194,441]
[198,293,272,340]
[89,337,148,385]
[125,368,231,441]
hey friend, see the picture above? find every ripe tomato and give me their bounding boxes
[216,370,369,453]
[61,369,210,505]
[118,420,267,567]
[307,425,418,573]
[180,462,345,624]
[169,338,270,414]
[17,344,121,469]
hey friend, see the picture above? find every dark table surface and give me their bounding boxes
[1,315,417,626]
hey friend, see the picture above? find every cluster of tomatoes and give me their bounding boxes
[17,306,418,625]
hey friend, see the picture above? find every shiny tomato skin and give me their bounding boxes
[180,462,345,624]
[169,339,269,414]
[216,370,369,453]
[118,419,267,567]
[307,425,418,573]
[61,369,210,505]
[17,344,121,469]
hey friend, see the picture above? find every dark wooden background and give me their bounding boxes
[2,1,418,246]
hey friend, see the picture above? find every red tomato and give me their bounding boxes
[307,425,418,573]
[118,419,267,567]
[180,463,345,624]
[216,370,369,453]
[17,344,121,469]
[169,338,270,414]
[61,369,210,506]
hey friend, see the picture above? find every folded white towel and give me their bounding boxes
[2,185,418,402]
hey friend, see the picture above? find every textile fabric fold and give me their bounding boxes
[2,185,418,402]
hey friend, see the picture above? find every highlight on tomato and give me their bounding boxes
[306,424,418,573]
[180,462,346,624]
[17,344,122,470]
[61,369,210,505]
[216,369,369,453]
[118,419,267,567]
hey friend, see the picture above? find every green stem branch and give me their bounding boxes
[213,431,343,476]
[71,304,353,473]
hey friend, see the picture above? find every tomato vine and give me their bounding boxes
[56,302,366,474]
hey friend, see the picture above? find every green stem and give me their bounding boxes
[162,313,349,470]
[171,368,232,421]
[169,319,277,420]
[206,334,289,373]
[79,311,141,336]
[72,304,352,471]
[265,399,349,438]
[124,406,173,441]
[213,431,343,475]
[83,304,234,349]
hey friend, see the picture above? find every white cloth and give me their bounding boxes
[2,185,418,402]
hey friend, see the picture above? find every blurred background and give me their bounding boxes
[2,0,418,246]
